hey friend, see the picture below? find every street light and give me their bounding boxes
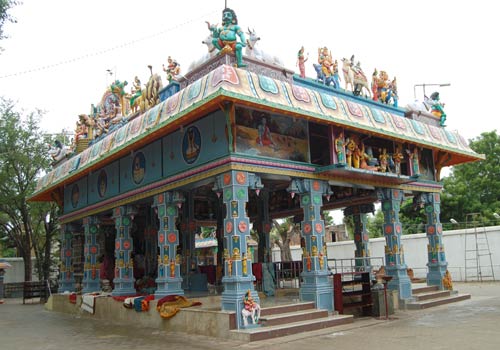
[413,83,451,99]
[450,218,458,224]
[493,213,500,220]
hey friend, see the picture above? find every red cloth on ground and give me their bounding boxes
[69,293,77,304]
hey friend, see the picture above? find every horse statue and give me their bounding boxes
[341,57,371,97]
[141,65,163,112]
[48,140,71,166]
[371,69,398,107]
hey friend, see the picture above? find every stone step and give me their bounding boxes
[230,314,354,342]
[414,290,451,301]
[406,294,471,310]
[259,302,316,316]
[412,285,439,294]
[259,309,329,326]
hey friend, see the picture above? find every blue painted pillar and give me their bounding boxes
[287,178,333,311]
[213,171,262,329]
[377,188,412,300]
[421,192,448,289]
[344,204,374,279]
[152,191,185,299]
[111,205,138,296]
[59,224,76,292]
[82,216,101,293]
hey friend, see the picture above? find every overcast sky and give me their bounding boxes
[1,0,499,141]
[1,0,498,224]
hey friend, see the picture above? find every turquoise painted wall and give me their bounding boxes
[64,176,88,213]
[120,139,163,193]
[88,160,120,205]
[162,110,229,177]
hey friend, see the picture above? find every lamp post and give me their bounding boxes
[413,83,451,99]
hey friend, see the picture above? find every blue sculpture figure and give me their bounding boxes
[429,92,446,127]
[210,8,247,67]
[313,47,339,88]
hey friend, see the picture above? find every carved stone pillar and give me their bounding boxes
[59,224,77,292]
[152,191,185,298]
[82,216,100,293]
[377,188,412,300]
[213,171,262,329]
[287,178,333,311]
[344,204,374,279]
[111,205,138,296]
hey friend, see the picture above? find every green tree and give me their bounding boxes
[271,217,300,261]
[441,131,500,225]
[0,98,57,282]
[0,0,18,44]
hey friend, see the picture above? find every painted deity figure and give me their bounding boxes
[335,132,345,165]
[345,136,357,168]
[393,146,404,175]
[296,46,308,78]
[379,148,389,172]
[241,289,261,326]
[406,147,420,177]
[162,56,181,83]
[429,91,446,127]
[210,8,247,67]
[127,76,142,114]
[256,117,274,147]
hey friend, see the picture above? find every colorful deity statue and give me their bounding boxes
[296,46,308,78]
[379,148,389,172]
[241,289,261,327]
[428,92,447,127]
[313,47,339,88]
[162,56,181,83]
[406,147,420,177]
[371,69,398,106]
[393,145,404,175]
[335,131,345,165]
[126,76,143,114]
[209,8,247,67]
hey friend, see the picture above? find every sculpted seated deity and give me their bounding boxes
[210,8,247,67]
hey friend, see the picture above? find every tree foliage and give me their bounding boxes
[0,0,18,43]
[441,131,500,225]
[0,98,58,281]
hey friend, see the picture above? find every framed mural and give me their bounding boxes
[235,107,310,163]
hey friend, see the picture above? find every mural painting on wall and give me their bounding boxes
[132,152,146,184]
[182,125,201,164]
[235,107,309,162]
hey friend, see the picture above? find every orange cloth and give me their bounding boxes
[156,295,202,319]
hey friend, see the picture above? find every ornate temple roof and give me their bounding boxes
[31,64,484,202]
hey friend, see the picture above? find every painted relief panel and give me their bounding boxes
[88,160,120,205]
[162,110,229,177]
[235,106,310,163]
[120,139,162,193]
[64,176,88,214]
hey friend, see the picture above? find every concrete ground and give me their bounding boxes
[1,282,499,350]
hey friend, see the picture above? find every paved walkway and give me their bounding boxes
[1,282,499,350]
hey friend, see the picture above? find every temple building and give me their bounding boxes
[30,8,483,331]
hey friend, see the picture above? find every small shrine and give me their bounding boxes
[32,6,483,333]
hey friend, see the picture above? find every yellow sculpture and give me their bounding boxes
[442,270,453,290]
